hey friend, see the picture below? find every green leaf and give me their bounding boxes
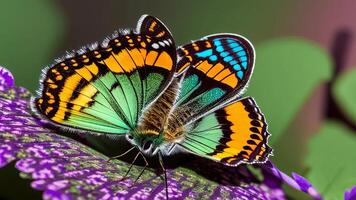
[0,0,64,91]
[333,69,356,124]
[305,121,356,200]
[247,38,332,144]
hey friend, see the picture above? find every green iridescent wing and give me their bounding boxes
[33,15,177,134]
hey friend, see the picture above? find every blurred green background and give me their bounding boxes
[2,0,355,92]
[1,0,356,199]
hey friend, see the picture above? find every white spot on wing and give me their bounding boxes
[163,40,170,46]
[152,43,159,49]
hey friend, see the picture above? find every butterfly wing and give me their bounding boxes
[175,34,255,121]
[177,97,271,166]
[32,15,176,134]
[172,34,270,165]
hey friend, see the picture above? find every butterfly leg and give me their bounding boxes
[107,146,136,162]
[158,151,169,200]
[130,151,149,187]
[119,150,141,181]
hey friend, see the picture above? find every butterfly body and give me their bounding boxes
[32,15,271,168]
[130,78,186,156]
[131,75,231,157]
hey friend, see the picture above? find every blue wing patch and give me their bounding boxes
[175,33,255,121]
[177,34,254,89]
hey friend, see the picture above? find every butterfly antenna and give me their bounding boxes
[158,150,169,200]
[107,146,136,162]
[120,149,141,181]
[130,151,149,186]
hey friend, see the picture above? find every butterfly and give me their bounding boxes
[32,15,271,198]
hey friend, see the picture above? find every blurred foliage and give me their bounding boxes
[1,0,302,92]
[333,69,356,124]
[0,0,64,91]
[306,121,356,200]
[117,0,300,44]
[247,38,332,144]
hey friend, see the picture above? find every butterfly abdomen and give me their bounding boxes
[137,78,180,136]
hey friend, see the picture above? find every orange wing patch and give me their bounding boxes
[104,55,124,73]
[210,97,270,165]
[221,74,238,88]
[114,50,137,73]
[206,63,224,78]
[145,51,159,66]
[196,60,213,73]
[154,51,173,70]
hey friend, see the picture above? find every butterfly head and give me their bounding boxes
[126,130,164,156]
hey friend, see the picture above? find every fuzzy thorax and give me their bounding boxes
[131,78,191,155]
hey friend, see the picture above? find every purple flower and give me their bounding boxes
[262,161,322,200]
[0,66,321,199]
[0,66,14,91]
[345,186,356,200]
